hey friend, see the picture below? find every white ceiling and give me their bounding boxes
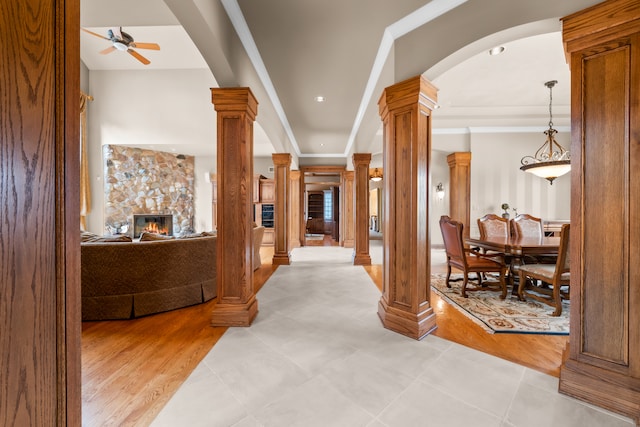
[79,0,597,162]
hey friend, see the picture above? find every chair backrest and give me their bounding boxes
[556,223,571,274]
[511,214,544,239]
[477,214,509,239]
[439,215,466,264]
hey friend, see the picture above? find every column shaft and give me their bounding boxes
[210,87,258,327]
[377,76,437,340]
[272,153,291,265]
[353,153,372,265]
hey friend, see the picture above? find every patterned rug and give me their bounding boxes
[430,274,569,335]
[305,235,324,241]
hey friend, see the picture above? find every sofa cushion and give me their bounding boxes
[139,231,175,241]
[176,232,207,239]
[81,231,132,242]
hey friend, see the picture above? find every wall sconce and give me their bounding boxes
[435,182,445,200]
[370,168,383,182]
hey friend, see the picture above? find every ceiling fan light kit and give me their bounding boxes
[82,26,160,65]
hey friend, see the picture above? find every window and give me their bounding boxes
[324,190,332,221]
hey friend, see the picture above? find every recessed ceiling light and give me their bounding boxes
[314,96,326,103]
[489,46,505,56]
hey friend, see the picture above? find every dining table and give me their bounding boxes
[465,234,561,292]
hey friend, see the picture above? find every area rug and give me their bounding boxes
[430,274,569,335]
[305,235,324,241]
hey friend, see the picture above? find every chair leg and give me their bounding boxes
[446,265,452,288]
[552,281,562,316]
[517,270,527,301]
[499,267,507,300]
[461,275,468,298]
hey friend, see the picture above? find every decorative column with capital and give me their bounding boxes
[353,153,372,265]
[210,87,258,327]
[447,152,471,239]
[341,171,355,248]
[377,75,437,340]
[272,153,291,265]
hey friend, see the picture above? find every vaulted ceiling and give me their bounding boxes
[80,0,602,166]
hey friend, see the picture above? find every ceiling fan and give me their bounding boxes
[82,27,160,65]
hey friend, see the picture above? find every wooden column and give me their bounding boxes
[272,153,291,265]
[447,152,471,238]
[341,171,355,248]
[353,153,372,265]
[377,75,437,340]
[210,88,258,327]
[289,170,301,249]
[1,0,81,424]
[559,1,640,423]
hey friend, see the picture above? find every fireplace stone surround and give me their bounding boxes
[104,145,195,236]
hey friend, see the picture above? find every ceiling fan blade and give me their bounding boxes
[81,27,110,41]
[99,46,116,55]
[128,49,151,65]
[131,42,160,51]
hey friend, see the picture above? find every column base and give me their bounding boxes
[211,296,258,327]
[560,359,640,424]
[342,239,354,248]
[272,253,291,265]
[353,253,371,265]
[377,297,437,340]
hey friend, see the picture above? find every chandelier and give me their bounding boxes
[370,168,383,182]
[520,80,570,184]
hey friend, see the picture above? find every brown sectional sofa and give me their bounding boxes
[81,235,218,321]
[81,226,266,321]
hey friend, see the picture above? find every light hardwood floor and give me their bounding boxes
[81,243,568,426]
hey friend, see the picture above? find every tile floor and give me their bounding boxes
[151,245,634,427]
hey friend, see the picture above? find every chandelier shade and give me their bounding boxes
[520,80,570,184]
[370,168,383,182]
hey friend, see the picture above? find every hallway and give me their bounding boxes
[151,245,633,426]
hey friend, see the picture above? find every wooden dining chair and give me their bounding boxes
[439,216,507,299]
[510,214,544,239]
[478,214,510,239]
[517,224,570,316]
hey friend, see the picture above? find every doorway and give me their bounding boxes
[300,166,345,247]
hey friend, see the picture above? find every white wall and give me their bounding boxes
[83,68,571,240]
[194,155,215,232]
[430,149,451,246]
[469,130,570,237]
[254,156,275,178]
[86,68,217,234]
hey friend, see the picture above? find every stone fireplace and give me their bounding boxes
[103,145,195,236]
[132,214,173,238]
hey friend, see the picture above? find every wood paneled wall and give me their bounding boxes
[0,0,81,425]
[560,0,640,423]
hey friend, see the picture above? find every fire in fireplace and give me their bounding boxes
[133,214,173,238]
